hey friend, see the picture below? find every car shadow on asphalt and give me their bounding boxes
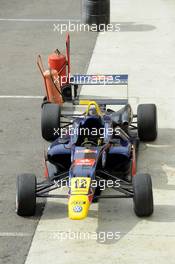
[96,128,175,244]
[33,129,175,245]
[113,22,156,32]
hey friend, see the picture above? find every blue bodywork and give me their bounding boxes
[47,114,132,178]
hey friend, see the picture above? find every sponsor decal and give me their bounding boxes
[73,205,83,213]
[71,201,86,205]
[74,158,95,166]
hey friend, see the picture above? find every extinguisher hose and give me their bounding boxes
[49,68,65,102]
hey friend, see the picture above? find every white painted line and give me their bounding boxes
[0,95,43,99]
[0,18,80,22]
[146,144,175,148]
[0,232,32,237]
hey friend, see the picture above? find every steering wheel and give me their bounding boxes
[81,140,97,147]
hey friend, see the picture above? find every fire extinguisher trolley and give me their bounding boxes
[37,33,129,142]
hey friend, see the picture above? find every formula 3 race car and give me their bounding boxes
[16,98,157,220]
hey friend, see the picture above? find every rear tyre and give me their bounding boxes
[41,103,61,141]
[16,174,36,216]
[137,104,157,141]
[133,173,153,217]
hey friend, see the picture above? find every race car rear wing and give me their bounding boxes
[70,74,128,86]
[74,98,128,105]
[70,74,129,106]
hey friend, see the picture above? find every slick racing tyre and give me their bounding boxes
[137,104,157,141]
[133,173,153,217]
[41,103,61,141]
[16,174,36,216]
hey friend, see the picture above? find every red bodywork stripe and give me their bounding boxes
[132,146,136,177]
[88,194,93,203]
[44,161,49,178]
